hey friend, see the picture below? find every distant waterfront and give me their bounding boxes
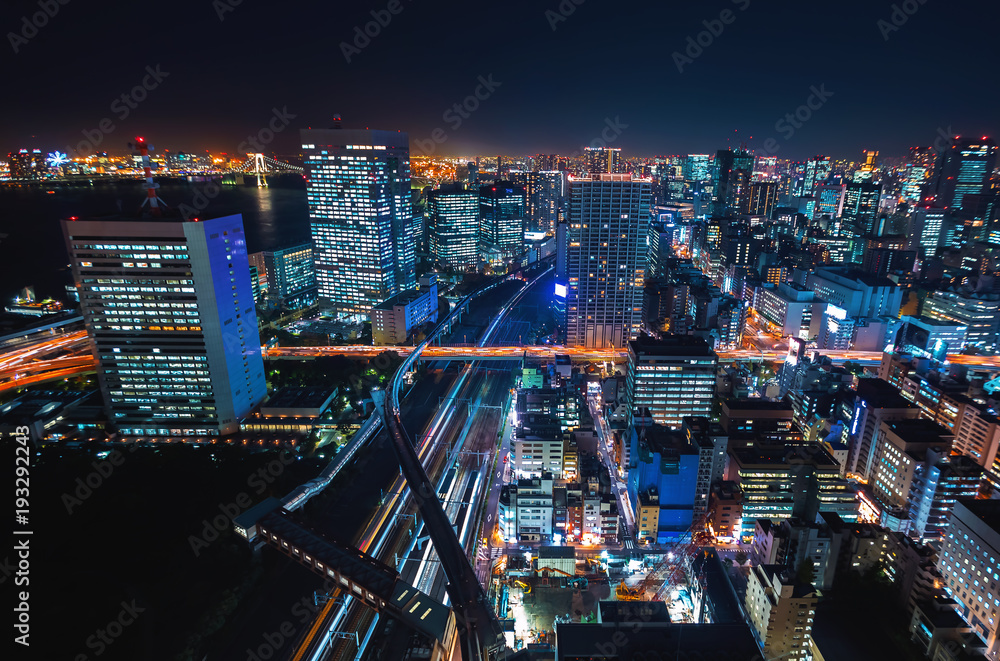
[0,178,310,304]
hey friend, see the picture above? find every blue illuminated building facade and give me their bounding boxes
[625,420,700,543]
[62,214,267,439]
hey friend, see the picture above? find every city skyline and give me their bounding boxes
[7,3,1000,660]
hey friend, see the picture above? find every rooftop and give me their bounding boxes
[731,444,839,469]
[882,418,953,446]
[554,621,757,661]
[722,398,793,413]
[759,564,817,599]
[855,378,916,410]
[814,266,897,289]
[261,386,336,412]
[955,499,1000,534]
[538,545,575,560]
[372,286,435,310]
[629,333,716,358]
[0,390,91,428]
[598,600,671,624]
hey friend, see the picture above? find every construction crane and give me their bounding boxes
[616,521,704,601]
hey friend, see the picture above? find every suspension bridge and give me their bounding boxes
[227,153,304,187]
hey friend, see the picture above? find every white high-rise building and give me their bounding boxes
[563,174,650,348]
[301,126,416,316]
[745,565,818,661]
[61,214,267,439]
[938,499,1000,660]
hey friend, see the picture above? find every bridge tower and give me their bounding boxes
[250,153,268,188]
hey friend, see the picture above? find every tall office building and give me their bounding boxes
[479,181,526,261]
[563,174,650,348]
[803,155,831,196]
[731,446,857,541]
[852,149,879,182]
[908,205,949,256]
[935,137,998,212]
[815,184,847,221]
[902,146,938,203]
[7,149,46,179]
[745,566,818,661]
[584,147,624,175]
[748,181,778,216]
[524,170,563,234]
[427,183,480,269]
[842,181,883,234]
[625,334,717,429]
[62,214,267,439]
[249,243,317,309]
[924,289,1000,352]
[713,148,755,216]
[685,154,711,183]
[846,378,920,481]
[534,154,559,172]
[301,125,416,316]
[937,499,1000,660]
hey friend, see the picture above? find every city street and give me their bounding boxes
[588,391,637,548]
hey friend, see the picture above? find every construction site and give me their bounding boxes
[487,540,721,652]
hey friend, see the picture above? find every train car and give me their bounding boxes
[437,467,457,503]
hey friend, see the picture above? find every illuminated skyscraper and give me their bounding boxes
[937,500,1000,659]
[7,149,46,179]
[61,214,267,439]
[902,146,937,203]
[564,174,650,348]
[934,137,997,212]
[803,155,831,196]
[249,243,317,309]
[625,334,717,429]
[479,181,526,260]
[684,154,711,183]
[815,183,846,221]
[908,205,948,257]
[523,170,563,234]
[748,181,778,216]
[584,147,624,175]
[713,148,755,216]
[850,149,879,183]
[428,183,479,269]
[924,289,1000,352]
[843,181,883,234]
[301,126,416,315]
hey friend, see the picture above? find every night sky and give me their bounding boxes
[2,0,997,160]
